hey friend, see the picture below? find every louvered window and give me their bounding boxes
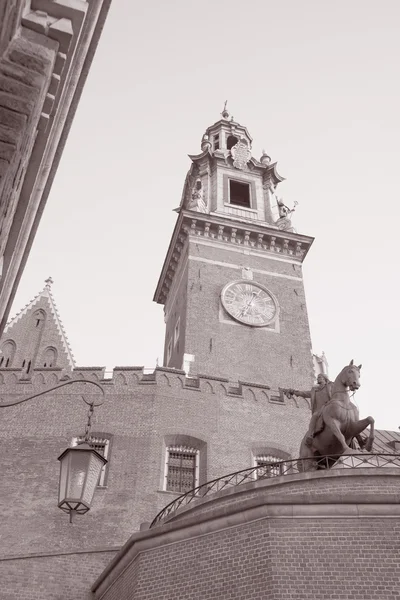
[72,435,110,486]
[255,454,283,479]
[165,446,198,493]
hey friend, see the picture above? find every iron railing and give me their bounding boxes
[150,453,400,528]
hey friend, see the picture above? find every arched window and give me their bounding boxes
[42,347,57,368]
[1,340,16,368]
[32,309,46,328]
[252,447,291,479]
[163,434,207,493]
[227,135,238,150]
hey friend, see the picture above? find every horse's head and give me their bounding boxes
[340,359,362,391]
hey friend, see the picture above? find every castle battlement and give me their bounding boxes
[0,365,310,409]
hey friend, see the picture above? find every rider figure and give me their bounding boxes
[284,373,332,447]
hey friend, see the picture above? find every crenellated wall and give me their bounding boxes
[0,364,311,407]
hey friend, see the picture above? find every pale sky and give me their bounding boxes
[11,0,400,429]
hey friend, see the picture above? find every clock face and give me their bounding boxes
[221,280,278,327]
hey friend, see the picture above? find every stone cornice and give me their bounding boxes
[153,210,314,305]
[0,0,113,335]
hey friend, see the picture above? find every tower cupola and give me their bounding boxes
[180,106,286,225]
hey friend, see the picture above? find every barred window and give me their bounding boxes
[255,454,283,479]
[165,445,199,493]
[72,435,110,486]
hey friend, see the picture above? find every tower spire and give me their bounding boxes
[221,100,229,120]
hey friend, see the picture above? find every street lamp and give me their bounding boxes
[0,378,106,523]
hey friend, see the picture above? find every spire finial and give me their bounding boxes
[45,277,54,289]
[221,100,229,120]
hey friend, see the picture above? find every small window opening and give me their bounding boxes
[227,135,238,150]
[165,446,198,493]
[26,361,31,374]
[167,338,173,365]
[33,310,45,328]
[22,360,25,368]
[2,340,16,367]
[229,180,251,208]
[213,135,220,151]
[0,357,3,367]
[42,347,57,368]
[174,317,180,346]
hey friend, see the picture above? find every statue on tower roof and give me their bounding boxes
[275,200,297,233]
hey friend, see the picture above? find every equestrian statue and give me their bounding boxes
[283,360,375,471]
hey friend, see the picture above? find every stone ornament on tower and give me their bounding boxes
[188,179,207,213]
[275,200,298,233]
[231,138,252,170]
[221,100,230,120]
[201,134,211,152]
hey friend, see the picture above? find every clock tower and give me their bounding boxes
[154,109,315,392]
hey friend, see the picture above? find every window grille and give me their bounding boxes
[255,454,283,479]
[165,446,198,493]
[72,436,110,486]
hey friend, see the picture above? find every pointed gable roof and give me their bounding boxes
[3,277,75,369]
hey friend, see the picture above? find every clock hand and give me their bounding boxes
[240,292,259,316]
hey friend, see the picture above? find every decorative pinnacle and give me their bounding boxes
[221,100,229,120]
[45,277,54,289]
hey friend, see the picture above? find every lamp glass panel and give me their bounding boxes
[82,453,106,506]
[58,452,70,503]
[66,451,91,500]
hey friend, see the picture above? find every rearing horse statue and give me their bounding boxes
[299,360,375,470]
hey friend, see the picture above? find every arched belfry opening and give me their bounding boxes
[227,135,238,150]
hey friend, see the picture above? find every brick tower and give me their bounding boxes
[154,108,315,391]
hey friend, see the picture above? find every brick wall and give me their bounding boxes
[93,470,400,600]
[184,237,314,388]
[0,368,311,599]
[0,551,116,600]
[97,517,400,600]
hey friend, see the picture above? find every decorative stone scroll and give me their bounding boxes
[230,139,251,170]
